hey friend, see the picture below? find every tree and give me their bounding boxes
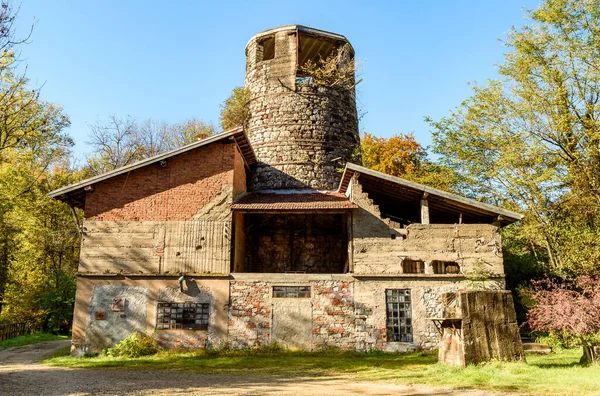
[524,276,600,364]
[360,132,458,191]
[0,0,75,323]
[220,86,250,130]
[85,115,215,175]
[428,0,600,277]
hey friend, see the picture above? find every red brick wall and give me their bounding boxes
[84,143,236,221]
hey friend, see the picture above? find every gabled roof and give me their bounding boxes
[232,191,357,211]
[49,127,255,208]
[338,163,524,226]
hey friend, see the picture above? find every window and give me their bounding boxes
[258,36,275,61]
[432,261,461,274]
[386,289,413,342]
[402,259,424,274]
[156,302,209,330]
[273,286,311,298]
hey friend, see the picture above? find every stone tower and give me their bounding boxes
[244,25,361,191]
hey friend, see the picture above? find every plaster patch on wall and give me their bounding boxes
[86,285,149,353]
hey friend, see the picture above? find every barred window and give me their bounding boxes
[156,302,209,330]
[273,286,311,298]
[386,289,413,342]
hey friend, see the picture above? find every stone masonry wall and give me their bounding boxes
[245,28,361,190]
[245,214,346,273]
[228,281,272,348]
[312,280,356,349]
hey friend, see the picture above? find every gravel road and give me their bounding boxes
[0,340,501,396]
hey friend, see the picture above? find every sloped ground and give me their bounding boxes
[0,340,498,396]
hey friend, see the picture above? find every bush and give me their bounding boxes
[104,332,159,358]
[533,331,581,351]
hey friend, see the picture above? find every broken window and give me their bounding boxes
[386,289,413,342]
[402,259,424,274]
[432,261,461,274]
[156,302,209,330]
[273,286,311,298]
[258,36,275,61]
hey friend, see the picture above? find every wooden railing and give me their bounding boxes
[0,322,28,342]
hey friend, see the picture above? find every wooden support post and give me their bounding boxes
[420,195,430,225]
[459,213,463,224]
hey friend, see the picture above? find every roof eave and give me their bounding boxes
[338,163,524,224]
[48,127,254,205]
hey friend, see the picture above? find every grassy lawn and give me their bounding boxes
[43,348,600,396]
[0,333,70,349]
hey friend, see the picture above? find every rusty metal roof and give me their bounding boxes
[232,191,357,211]
[48,127,255,209]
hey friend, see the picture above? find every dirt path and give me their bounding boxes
[0,340,503,396]
[0,339,71,364]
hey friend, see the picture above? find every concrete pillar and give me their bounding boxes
[420,198,430,224]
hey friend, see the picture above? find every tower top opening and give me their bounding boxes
[245,25,353,52]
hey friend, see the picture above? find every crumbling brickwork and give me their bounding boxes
[312,280,356,349]
[245,27,361,190]
[228,281,272,348]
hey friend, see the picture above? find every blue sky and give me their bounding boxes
[16,0,539,160]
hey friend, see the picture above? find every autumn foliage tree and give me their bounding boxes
[360,132,458,191]
[524,276,600,364]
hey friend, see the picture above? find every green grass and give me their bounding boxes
[44,348,600,396]
[0,333,69,349]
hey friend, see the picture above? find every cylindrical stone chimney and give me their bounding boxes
[244,25,361,191]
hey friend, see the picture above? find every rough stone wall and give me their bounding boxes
[228,278,358,350]
[350,181,505,276]
[312,280,356,349]
[228,281,272,348]
[354,279,469,351]
[245,214,346,273]
[245,29,361,190]
[84,142,237,222]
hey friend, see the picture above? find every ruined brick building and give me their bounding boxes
[49,25,523,355]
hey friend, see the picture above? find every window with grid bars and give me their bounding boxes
[386,289,413,342]
[273,286,311,298]
[156,302,209,330]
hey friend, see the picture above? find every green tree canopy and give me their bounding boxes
[428,0,600,277]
